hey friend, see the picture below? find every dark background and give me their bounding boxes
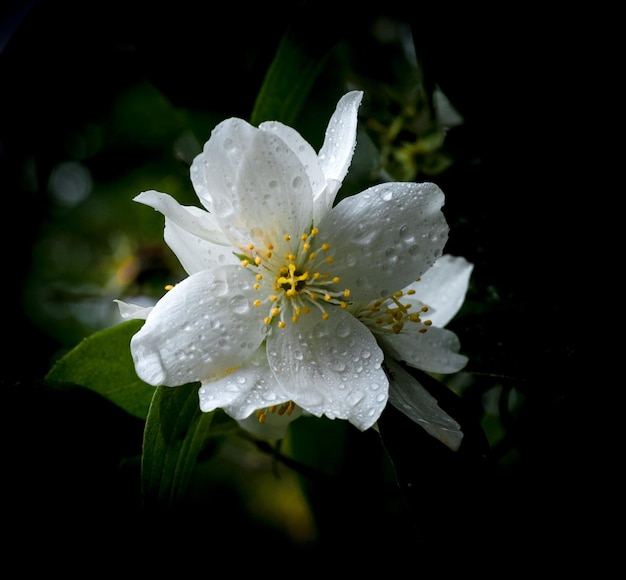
[1,0,608,572]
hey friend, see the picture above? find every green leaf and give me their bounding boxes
[45,319,155,420]
[249,26,337,126]
[141,382,216,511]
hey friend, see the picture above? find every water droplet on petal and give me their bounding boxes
[380,188,393,202]
[335,321,351,338]
[229,294,249,315]
[347,391,364,407]
[210,280,228,295]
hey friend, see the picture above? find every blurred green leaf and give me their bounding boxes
[45,319,155,419]
[141,382,216,511]
[250,26,336,126]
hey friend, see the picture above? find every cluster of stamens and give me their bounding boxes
[255,400,296,423]
[362,283,432,334]
[239,226,351,328]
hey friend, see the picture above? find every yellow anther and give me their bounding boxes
[301,234,308,242]
[248,243,255,250]
[340,301,348,309]
[321,243,330,251]
[311,228,319,236]
[265,251,273,259]
[324,294,332,302]
[268,405,277,414]
[343,289,351,297]
[164,284,174,291]
[309,252,316,260]
[253,283,260,290]
[424,319,432,326]
[271,307,280,317]
[286,253,296,261]
[421,306,429,312]
[284,234,291,241]
[279,321,286,328]
[322,312,330,320]
[241,260,250,267]
[255,274,263,280]
[253,300,262,307]
[292,315,298,323]
[409,313,421,322]
[303,306,310,314]
[270,295,278,302]
[255,256,262,265]
[264,316,271,324]
[325,256,334,263]
[268,244,274,250]
[418,328,428,334]
[332,277,340,283]
[256,409,267,423]
[303,243,311,251]
[407,289,416,295]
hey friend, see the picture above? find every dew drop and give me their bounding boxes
[210,279,228,295]
[329,360,347,372]
[347,391,364,407]
[335,321,351,338]
[399,224,415,242]
[268,179,278,189]
[229,294,249,315]
[223,137,236,151]
[380,189,393,202]
[292,176,302,189]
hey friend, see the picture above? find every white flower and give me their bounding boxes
[116,90,466,440]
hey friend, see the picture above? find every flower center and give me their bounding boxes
[239,226,351,328]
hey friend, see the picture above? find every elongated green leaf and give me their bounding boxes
[249,26,337,126]
[141,382,216,511]
[45,319,155,419]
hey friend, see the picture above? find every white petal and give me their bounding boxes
[114,299,153,320]
[198,346,290,419]
[190,118,314,252]
[164,214,240,275]
[385,358,463,451]
[130,266,266,386]
[317,90,363,210]
[266,308,388,431]
[408,254,473,327]
[259,120,326,202]
[134,190,228,244]
[319,181,448,301]
[377,326,468,374]
[135,190,237,275]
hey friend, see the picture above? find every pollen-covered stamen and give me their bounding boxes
[359,287,433,335]
[255,400,296,423]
